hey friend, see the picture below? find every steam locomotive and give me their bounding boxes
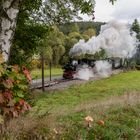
[62,58,125,79]
[62,58,95,79]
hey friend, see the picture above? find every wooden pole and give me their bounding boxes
[41,51,45,91]
[50,62,52,81]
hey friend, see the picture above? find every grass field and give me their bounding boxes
[2,71,140,139]
[31,68,63,79]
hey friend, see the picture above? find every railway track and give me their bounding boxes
[30,69,123,91]
[30,78,77,90]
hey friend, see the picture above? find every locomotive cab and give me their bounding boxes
[62,60,78,79]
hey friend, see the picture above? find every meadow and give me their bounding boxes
[31,68,63,79]
[1,71,140,140]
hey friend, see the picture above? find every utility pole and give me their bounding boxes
[50,61,52,81]
[41,50,45,91]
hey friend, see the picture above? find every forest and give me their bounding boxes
[7,19,140,69]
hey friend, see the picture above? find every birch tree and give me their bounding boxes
[0,0,22,61]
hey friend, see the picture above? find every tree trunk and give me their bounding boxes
[0,0,22,62]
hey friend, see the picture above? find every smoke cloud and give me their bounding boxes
[74,64,94,80]
[73,61,112,80]
[69,20,138,59]
[95,61,112,78]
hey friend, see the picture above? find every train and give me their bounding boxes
[62,58,131,79]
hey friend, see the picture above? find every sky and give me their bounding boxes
[83,0,140,23]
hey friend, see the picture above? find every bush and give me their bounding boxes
[0,64,31,121]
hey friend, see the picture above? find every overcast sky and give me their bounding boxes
[83,0,140,23]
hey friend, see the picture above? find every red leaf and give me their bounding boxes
[19,99,25,106]
[22,67,32,82]
[3,91,13,100]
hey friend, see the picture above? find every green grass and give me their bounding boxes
[31,67,63,79]
[2,71,140,139]
[31,71,140,115]
[56,104,140,140]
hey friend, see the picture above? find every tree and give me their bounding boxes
[59,21,105,35]
[83,28,96,38]
[44,26,65,66]
[0,0,96,62]
[0,0,23,62]
[131,19,140,41]
[131,19,140,65]
[70,23,80,33]
[110,0,117,5]
[0,0,43,62]
[9,24,48,66]
[60,31,83,64]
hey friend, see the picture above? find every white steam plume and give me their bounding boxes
[74,64,94,80]
[95,61,112,78]
[69,20,138,58]
[73,61,112,80]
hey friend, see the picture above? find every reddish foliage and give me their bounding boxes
[18,99,31,111]
[6,78,14,86]
[2,78,14,89]
[3,91,13,101]
[12,99,31,117]
[22,67,32,82]
[19,99,25,106]
[0,64,31,119]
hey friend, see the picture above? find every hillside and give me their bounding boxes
[59,21,105,35]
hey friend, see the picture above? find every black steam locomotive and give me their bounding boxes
[62,59,95,79]
[62,58,128,79]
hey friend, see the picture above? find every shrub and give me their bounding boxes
[0,64,31,121]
